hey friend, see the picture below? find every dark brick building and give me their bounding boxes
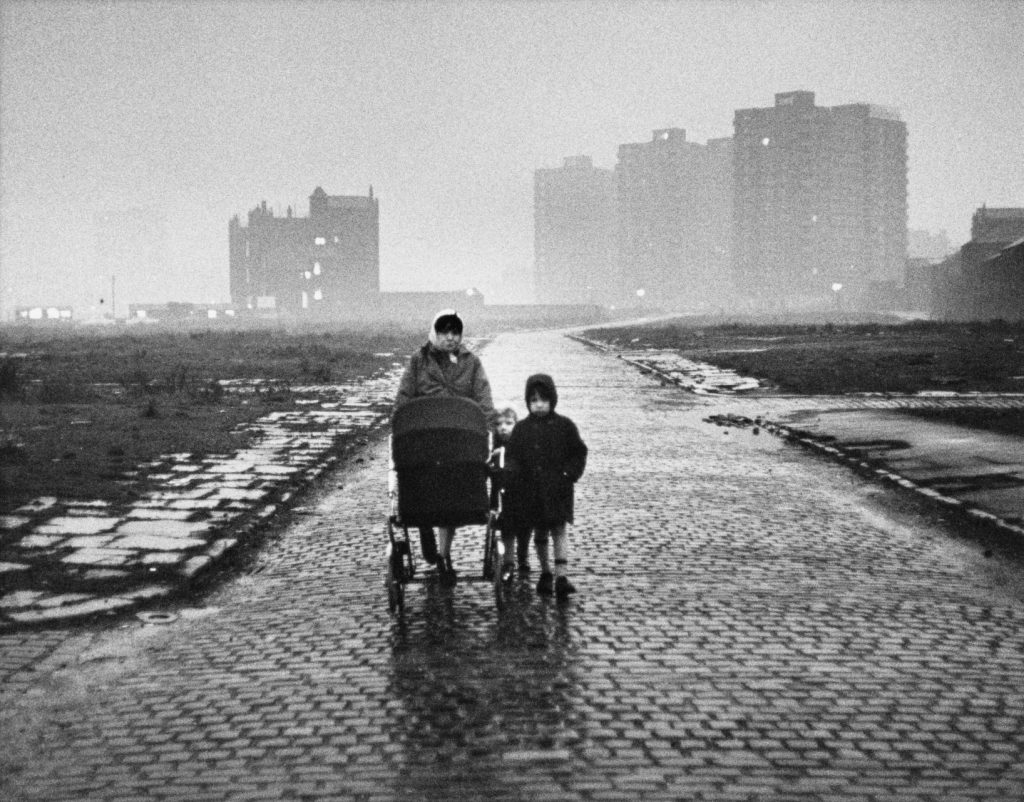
[229,186,379,316]
[932,207,1024,321]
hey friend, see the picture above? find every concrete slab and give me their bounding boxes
[141,551,186,565]
[0,590,43,609]
[61,548,134,566]
[109,534,207,551]
[64,535,116,549]
[13,497,59,515]
[115,520,213,538]
[167,499,223,510]
[34,516,121,535]
[7,595,135,622]
[18,534,65,548]
[211,488,271,501]
[126,508,195,520]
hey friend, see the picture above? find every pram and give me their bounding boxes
[384,396,506,614]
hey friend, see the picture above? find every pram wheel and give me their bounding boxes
[487,513,506,611]
[384,521,411,615]
[385,549,404,614]
[482,520,495,580]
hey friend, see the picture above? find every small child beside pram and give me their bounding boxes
[487,406,532,583]
[503,374,588,599]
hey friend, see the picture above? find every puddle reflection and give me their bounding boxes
[385,579,580,798]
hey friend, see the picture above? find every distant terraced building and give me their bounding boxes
[229,186,379,317]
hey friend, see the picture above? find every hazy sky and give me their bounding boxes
[1,0,1022,313]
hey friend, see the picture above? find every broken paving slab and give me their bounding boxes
[0,590,44,609]
[64,534,117,549]
[211,487,272,502]
[63,500,112,510]
[141,551,186,565]
[253,465,301,477]
[126,507,196,520]
[13,496,60,515]
[147,487,215,500]
[80,568,130,581]
[33,516,122,535]
[7,595,137,623]
[170,464,204,473]
[36,592,95,608]
[110,534,208,551]
[61,548,135,566]
[166,498,224,511]
[18,533,66,549]
[115,519,214,538]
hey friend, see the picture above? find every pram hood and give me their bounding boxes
[391,395,486,439]
[391,395,489,469]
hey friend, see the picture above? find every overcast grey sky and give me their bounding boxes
[1,0,1021,312]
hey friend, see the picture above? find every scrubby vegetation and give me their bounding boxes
[586,318,1024,395]
[584,318,1024,436]
[0,324,423,512]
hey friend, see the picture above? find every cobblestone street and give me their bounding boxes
[2,329,1024,801]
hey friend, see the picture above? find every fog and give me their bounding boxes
[1,0,1021,316]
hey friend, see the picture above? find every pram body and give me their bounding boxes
[385,396,505,613]
[391,395,490,528]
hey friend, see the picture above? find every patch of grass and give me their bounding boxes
[585,318,1024,395]
[0,324,423,513]
[898,408,1024,438]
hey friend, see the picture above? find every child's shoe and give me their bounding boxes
[500,563,515,584]
[555,576,576,599]
[536,571,554,596]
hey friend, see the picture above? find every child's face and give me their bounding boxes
[496,416,516,439]
[528,393,551,417]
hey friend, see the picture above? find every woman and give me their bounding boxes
[394,309,495,585]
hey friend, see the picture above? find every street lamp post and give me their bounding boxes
[831,282,843,312]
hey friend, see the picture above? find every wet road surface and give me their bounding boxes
[2,329,1024,801]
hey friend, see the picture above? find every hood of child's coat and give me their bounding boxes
[524,373,558,410]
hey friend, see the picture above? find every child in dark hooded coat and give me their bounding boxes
[504,373,588,598]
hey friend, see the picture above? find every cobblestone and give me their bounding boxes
[2,330,1024,800]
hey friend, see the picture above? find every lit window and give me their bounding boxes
[761,137,771,146]
[302,291,309,309]
[304,271,312,280]
[46,307,60,319]
[333,235,339,243]
[314,236,326,246]
[313,262,321,275]
[313,289,323,301]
